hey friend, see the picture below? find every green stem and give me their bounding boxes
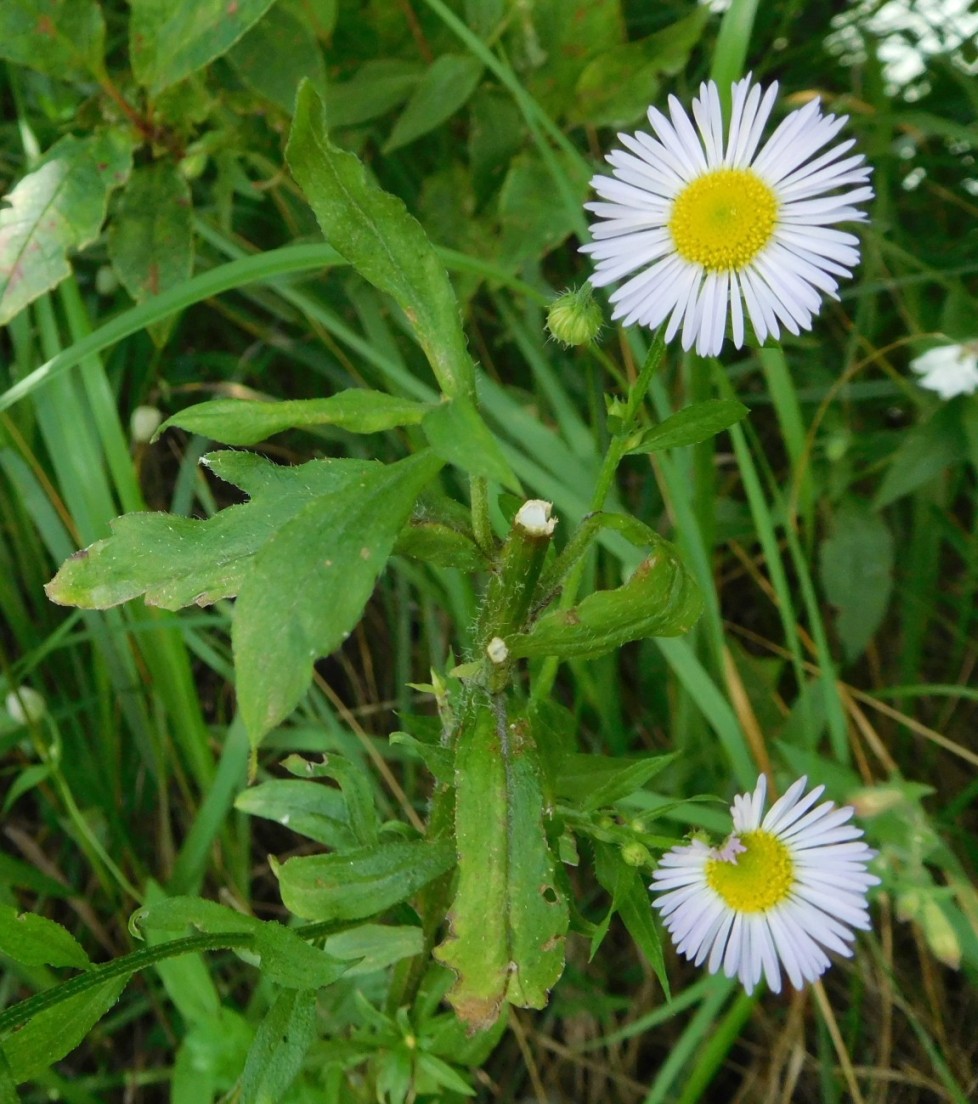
[532,331,666,699]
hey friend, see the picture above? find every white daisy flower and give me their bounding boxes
[650,774,879,995]
[581,76,873,357]
[909,341,978,399]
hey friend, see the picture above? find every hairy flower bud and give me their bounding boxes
[546,284,603,347]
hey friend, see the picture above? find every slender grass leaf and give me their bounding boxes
[628,399,750,454]
[435,709,567,1029]
[232,450,443,743]
[158,393,430,445]
[0,131,133,325]
[287,83,474,400]
[276,840,456,921]
[385,54,484,152]
[0,0,105,80]
[129,0,277,93]
[45,452,379,610]
[240,990,316,1104]
[0,906,90,970]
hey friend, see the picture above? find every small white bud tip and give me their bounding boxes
[5,686,47,725]
[515,499,556,537]
[130,405,163,444]
[486,637,509,665]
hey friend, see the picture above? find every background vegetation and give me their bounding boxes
[1,0,977,1100]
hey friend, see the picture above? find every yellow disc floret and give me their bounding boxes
[669,169,778,271]
[706,830,795,913]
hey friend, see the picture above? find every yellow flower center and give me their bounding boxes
[669,169,778,271]
[706,830,795,913]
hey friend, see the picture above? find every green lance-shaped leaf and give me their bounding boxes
[509,535,702,660]
[239,990,316,1104]
[435,707,568,1030]
[287,82,474,401]
[0,0,105,80]
[0,974,129,1083]
[384,53,484,152]
[422,398,520,491]
[157,392,430,446]
[627,398,750,454]
[232,449,443,743]
[108,161,194,346]
[0,130,133,325]
[0,905,90,971]
[275,840,456,922]
[129,0,277,93]
[45,451,382,610]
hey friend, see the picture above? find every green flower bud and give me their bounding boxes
[621,841,652,868]
[546,284,603,347]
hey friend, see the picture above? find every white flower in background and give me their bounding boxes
[5,685,47,725]
[581,76,873,357]
[909,341,978,399]
[650,774,879,995]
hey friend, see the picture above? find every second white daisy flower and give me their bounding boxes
[650,774,879,995]
[581,77,873,357]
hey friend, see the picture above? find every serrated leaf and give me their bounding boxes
[0,131,133,325]
[422,398,520,491]
[0,974,129,1083]
[158,392,430,446]
[556,751,677,813]
[276,840,456,922]
[510,535,702,659]
[819,498,894,662]
[129,0,277,93]
[435,709,568,1029]
[287,83,473,400]
[0,905,90,970]
[108,161,193,346]
[240,990,316,1104]
[629,399,750,454]
[232,449,443,743]
[385,54,483,152]
[45,452,379,610]
[234,779,355,848]
[0,0,105,81]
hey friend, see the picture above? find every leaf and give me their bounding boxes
[629,399,750,454]
[227,0,327,113]
[384,54,484,152]
[45,451,380,610]
[234,779,356,848]
[322,924,423,976]
[281,754,379,846]
[819,498,894,662]
[129,0,278,93]
[108,161,193,346]
[240,990,316,1104]
[422,398,520,491]
[158,392,430,445]
[510,535,702,659]
[0,0,105,80]
[556,751,677,814]
[232,449,443,742]
[287,83,474,400]
[275,840,456,922]
[496,152,590,271]
[0,905,90,970]
[572,7,710,127]
[873,402,968,508]
[0,975,129,1082]
[323,59,422,128]
[435,709,568,1029]
[0,131,133,325]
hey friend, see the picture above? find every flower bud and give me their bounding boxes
[621,841,652,868]
[5,685,47,725]
[131,405,163,444]
[546,285,603,347]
